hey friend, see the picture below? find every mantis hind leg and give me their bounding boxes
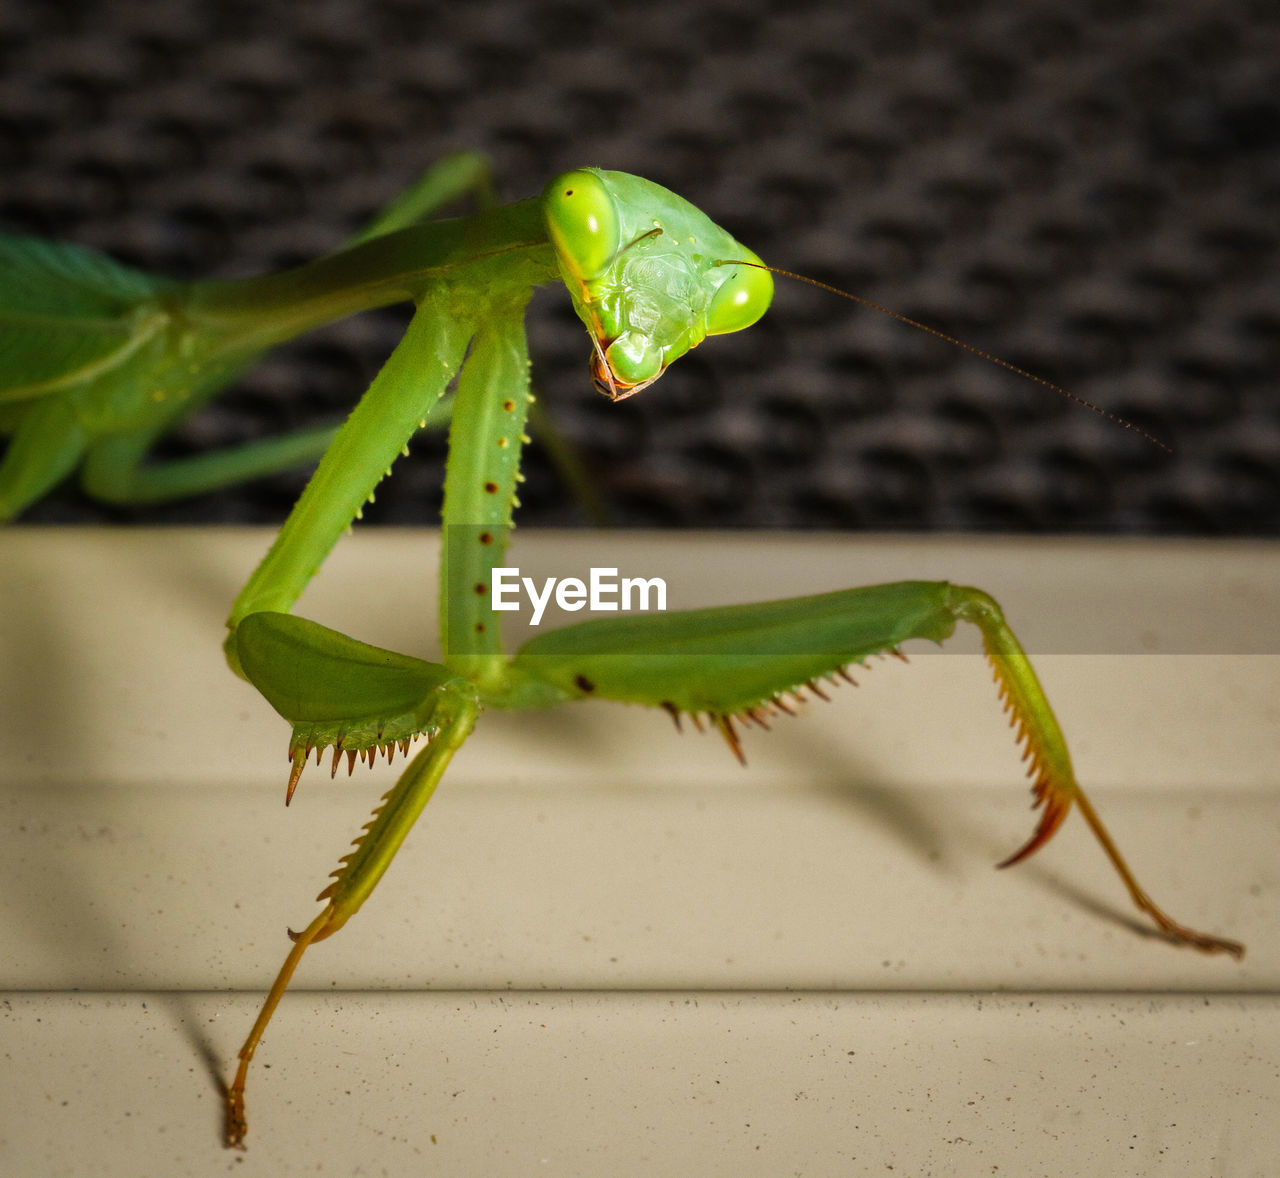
[507,580,1244,959]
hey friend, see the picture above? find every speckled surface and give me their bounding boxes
[2,529,1275,1172]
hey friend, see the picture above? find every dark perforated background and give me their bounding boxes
[2,0,1277,532]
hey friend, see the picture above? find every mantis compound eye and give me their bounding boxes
[705,253,774,336]
[542,169,621,281]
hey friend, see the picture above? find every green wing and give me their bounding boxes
[0,232,174,402]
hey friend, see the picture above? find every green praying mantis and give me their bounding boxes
[0,154,1244,1149]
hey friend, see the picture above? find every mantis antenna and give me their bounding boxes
[717,259,1173,454]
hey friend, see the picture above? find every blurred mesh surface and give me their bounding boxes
[1,0,1276,532]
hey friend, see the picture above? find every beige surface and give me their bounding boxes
[1,529,1276,1175]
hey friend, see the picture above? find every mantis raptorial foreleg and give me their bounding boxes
[511,581,1243,956]
[225,624,481,1152]
[218,167,1242,1148]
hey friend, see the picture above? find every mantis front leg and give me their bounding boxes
[225,301,541,1145]
[226,610,482,1147]
[504,581,1246,959]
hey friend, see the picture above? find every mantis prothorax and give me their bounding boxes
[0,156,1244,1150]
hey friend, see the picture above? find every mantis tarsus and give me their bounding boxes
[0,154,1244,1149]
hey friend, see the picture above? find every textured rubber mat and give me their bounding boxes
[2,0,1276,532]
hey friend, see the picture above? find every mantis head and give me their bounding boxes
[543,169,773,400]
[543,169,1169,449]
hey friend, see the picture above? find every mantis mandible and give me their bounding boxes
[0,156,1244,1149]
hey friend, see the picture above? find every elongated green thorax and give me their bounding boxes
[184,199,553,349]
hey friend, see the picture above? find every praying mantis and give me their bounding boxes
[0,155,1244,1149]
